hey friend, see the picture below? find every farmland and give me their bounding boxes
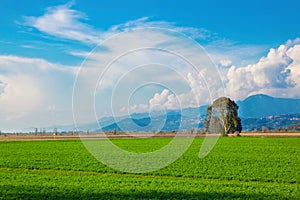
[0,137,299,199]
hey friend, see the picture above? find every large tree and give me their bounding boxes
[204,97,242,136]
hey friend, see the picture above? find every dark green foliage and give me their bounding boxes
[205,97,241,135]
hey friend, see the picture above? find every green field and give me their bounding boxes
[0,137,299,199]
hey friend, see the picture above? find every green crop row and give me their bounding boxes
[0,137,299,199]
[0,138,299,183]
[0,168,298,199]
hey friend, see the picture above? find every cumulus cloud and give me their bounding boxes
[0,74,41,121]
[70,22,225,122]
[226,38,300,99]
[285,41,300,97]
[149,89,171,109]
[0,55,76,131]
[127,89,180,113]
[0,81,6,93]
[126,38,300,113]
[128,70,219,114]
[219,59,232,67]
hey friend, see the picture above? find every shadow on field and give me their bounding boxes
[1,185,283,200]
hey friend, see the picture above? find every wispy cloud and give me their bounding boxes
[205,39,269,67]
[109,17,213,40]
[21,3,213,46]
[20,44,43,49]
[21,2,101,44]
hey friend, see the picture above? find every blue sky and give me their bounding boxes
[1,0,300,131]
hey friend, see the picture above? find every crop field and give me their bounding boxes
[0,137,299,199]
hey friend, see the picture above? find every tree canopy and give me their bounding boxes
[204,97,242,136]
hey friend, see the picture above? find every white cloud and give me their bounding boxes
[22,2,101,44]
[285,42,300,97]
[109,17,212,40]
[225,38,300,100]
[219,59,232,67]
[126,38,300,112]
[149,89,170,109]
[128,104,148,113]
[127,71,215,113]
[73,26,224,123]
[0,55,77,131]
[21,3,212,46]
[0,74,42,121]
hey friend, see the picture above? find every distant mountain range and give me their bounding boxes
[96,94,300,132]
[241,113,300,131]
[23,94,300,133]
[275,121,300,131]
[237,94,300,118]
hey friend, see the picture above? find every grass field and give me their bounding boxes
[0,137,299,199]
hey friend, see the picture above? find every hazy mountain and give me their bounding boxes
[241,113,300,131]
[275,121,300,131]
[99,94,300,132]
[98,113,204,132]
[237,94,300,118]
[22,94,300,133]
